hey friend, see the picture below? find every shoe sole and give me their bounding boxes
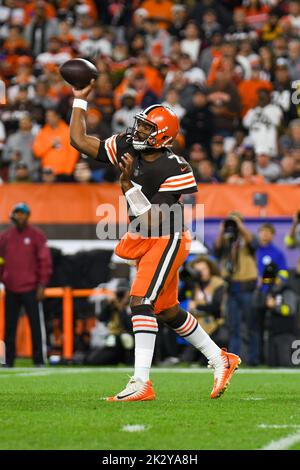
[106,393,156,402]
[211,357,242,399]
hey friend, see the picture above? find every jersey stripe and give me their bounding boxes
[104,135,118,166]
[160,177,195,187]
[159,172,196,192]
[162,172,195,182]
[159,181,197,192]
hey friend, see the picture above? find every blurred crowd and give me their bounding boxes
[1,0,300,183]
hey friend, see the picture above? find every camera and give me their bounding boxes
[297,210,300,224]
[224,218,239,242]
[262,262,278,285]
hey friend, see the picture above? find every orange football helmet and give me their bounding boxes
[131,104,179,150]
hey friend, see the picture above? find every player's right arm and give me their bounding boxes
[69,79,101,159]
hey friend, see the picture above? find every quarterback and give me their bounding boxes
[70,80,241,402]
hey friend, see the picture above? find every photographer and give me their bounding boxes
[285,211,300,273]
[85,284,134,365]
[253,262,299,367]
[213,212,259,365]
[179,255,227,364]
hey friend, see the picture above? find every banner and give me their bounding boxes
[0,183,299,223]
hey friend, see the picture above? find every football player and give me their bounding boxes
[70,80,241,401]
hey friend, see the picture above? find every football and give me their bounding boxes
[59,58,99,89]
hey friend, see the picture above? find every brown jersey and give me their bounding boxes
[96,132,198,236]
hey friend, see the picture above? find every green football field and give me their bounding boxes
[0,365,300,450]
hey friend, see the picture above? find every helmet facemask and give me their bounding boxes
[131,115,158,150]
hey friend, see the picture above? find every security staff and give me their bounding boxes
[0,202,52,367]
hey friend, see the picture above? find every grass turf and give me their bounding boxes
[0,367,300,450]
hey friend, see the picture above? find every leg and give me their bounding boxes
[130,296,158,382]
[4,291,21,367]
[107,233,188,401]
[157,304,221,363]
[158,303,241,399]
[22,291,47,365]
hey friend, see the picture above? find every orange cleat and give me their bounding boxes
[209,349,241,399]
[106,377,156,402]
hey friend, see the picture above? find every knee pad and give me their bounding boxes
[130,304,158,334]
[130,304,154,317]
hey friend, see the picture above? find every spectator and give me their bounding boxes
[199,29,223,77]
[70,8,94,42]
[0,202,52,367]
[238,61,273,117]
[280,119,300,155]
[255,150,281,182]
[188,143,208,176]
[214,212,259,365]
[168,4,187,40]
[143,17,171,57]
[261,7,283,43]
[86,108,111,140]
[200,9,221,42]
[227,160,265,185]
[209,134,226,171]
[285,211,300,269]
[181,89,214,149]
[165,53,206,90]
[2,114,38,182]
[225,7,257,44]
[195,159,218,184]
[85,285,133,365]
[162,88,186,121]
[257,223,288,283]
[33,108,79,181]
[141,0,173,30]
[280,0,300,36]
[25,0,58,57]
[112,89,141,135]
[2,25,29,56]
[219,152,240,182]
[242,0,270,33]
[32,79,55,111]
[277,156,300,184]
[272,59,298,127]
[253,262,298,367]
[243,88,282,157]
[189,0,232,29]
[79,23,112,59]
[73,160,92,183]
[35,36,71,68]
[40,167,56,183]
[207,66,241,136]
[180,21,201,63]
[12,161,32,183]
[287,39,300,82]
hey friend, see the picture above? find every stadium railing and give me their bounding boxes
[0,287,112,361]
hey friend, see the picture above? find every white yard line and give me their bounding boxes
[122,425,149,432]
[0,367,300,377]
[258,424,300,429]
[260,430,300,450]
[242,397,265,401]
